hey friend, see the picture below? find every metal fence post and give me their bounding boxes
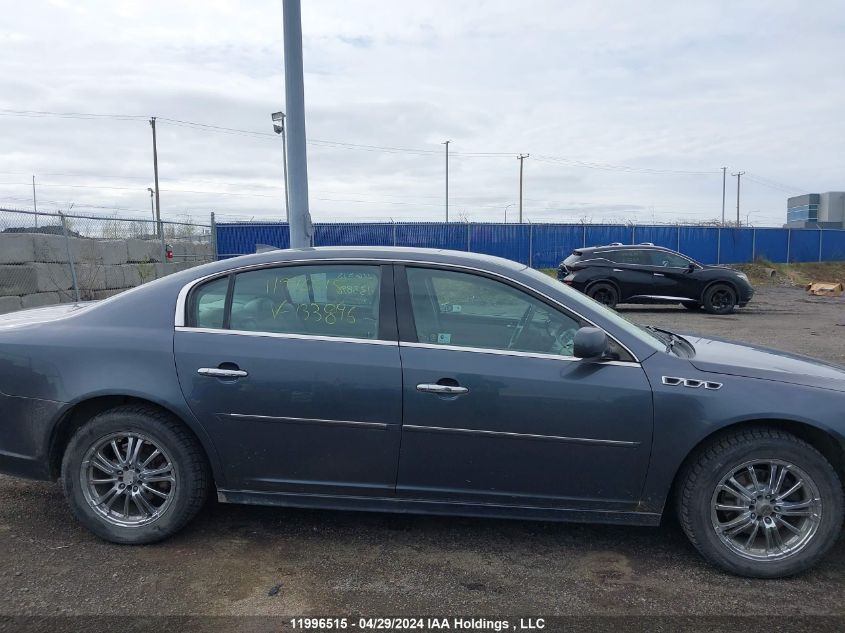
[716,227,721,264]
[392,220,397,247]
[582,224,587,248]
[786,229,791,263]
[631,225,635,244]
[818,229,823,262]
[210,212,218,260]
[751,228,756,262]
[466,222,471,252]
[59,211,80,303]
[528,222,534,268]
[160,223,167,264]
[676,225,681,252]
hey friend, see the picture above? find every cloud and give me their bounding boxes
[0,0,842,227]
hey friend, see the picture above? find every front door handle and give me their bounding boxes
[197,367,248,378]
[416,383,469,395]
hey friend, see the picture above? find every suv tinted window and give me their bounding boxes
[191,265,382,340]
[647,250,691,268]
[406,267,582,356]
[606,249,650,265]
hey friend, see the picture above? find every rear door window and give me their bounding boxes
[607,249,650,265]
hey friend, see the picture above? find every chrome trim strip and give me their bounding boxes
[629,295,696,302]
[401,341,640,366]
[402,424,640,447]
[173,256,639,362]
[223,413,391,430]
[175,326,397,346]
[662,376,723,390]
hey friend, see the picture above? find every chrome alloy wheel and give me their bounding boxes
[80,432,177,528]
[710,460,822,562]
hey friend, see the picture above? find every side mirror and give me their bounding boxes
[573,327,610,360]
[686,262,696,273]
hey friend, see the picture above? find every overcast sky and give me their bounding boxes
[0,0,843,226]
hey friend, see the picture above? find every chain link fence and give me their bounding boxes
[0,208,214,314]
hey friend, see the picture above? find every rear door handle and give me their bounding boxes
[653,272,665,276]
[416,383,469,395]
[197,367,248,378]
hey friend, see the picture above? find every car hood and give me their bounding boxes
[685,334,845,392]
[0,302,96,330]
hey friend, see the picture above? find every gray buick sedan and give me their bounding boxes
[0,247,842,578]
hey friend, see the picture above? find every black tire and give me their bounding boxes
[702,284,737,315]
[587,282,619,309]
[676,428,843,578]
[681,301,701,311]
[61,405,210,544]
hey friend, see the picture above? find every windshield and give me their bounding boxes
[521,267,666,353]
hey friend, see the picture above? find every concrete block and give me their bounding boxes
[0,264,38,295]
[154,263,170,279]
[0,295,22,314]
[21,292,61,309]
[76,238,98,263]
[105,266,125,289]
[32,263,73,292]
[0,233,36,264]
[99,240,129,266]
[127,239,161,263]
[120,264,144,287]
[77,264,107,291]
[32,234,72,263]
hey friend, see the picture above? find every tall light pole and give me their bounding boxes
[282,0,313,248]
[504,202,516,223]
[147,187,156,225]
[720,166,727,225]
[443,140,451,222]
[149,117,162,237]
[517,154,529,223]
[271,111,290,222]
[732,171,745,226]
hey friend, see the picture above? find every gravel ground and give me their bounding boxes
[1,286,844,619]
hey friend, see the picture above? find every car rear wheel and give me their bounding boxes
[703,284,736,315]
[61,405,210,544]
[587,282,619,309]
[681,301,701,311]
[677,428,843,578]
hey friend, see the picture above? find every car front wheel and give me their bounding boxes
[703,284,737,314]
[61,405,210,544]
[677,428,843,578]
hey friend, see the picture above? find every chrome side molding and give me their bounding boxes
[662,376,722,390]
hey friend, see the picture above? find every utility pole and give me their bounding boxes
[720,166,727,225]
[31,175,38,227]
[517,154,529,223]
[443,140,451,222]
[271,111,290,222]
[147,187,156,224]
[149,117,162,237]
[732,171,745,226]
[282,0,313,248]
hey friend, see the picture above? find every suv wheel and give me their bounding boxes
[61,405,210,544]
[703,284,736,315]
[587,282,619,309]
[677,428,843,578]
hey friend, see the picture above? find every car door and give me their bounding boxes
[642,250,698,299]
[173,262,403,496]
[602,249,656,300]
[394,264,654,511]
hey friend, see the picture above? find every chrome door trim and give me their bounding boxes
[401,341,640,367]
[197,367,248,378]
[416,383,469,395]
[173,256,640,361]
[222,413,391,430]
[175,326,398,346]
[402,424,640,447]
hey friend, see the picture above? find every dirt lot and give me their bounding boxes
[1,286,844,620]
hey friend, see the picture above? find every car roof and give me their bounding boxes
[575,244,669,254]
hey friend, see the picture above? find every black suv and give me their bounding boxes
[557,243,754,314]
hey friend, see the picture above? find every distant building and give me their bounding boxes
[786,192,845,228]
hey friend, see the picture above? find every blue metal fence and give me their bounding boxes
[216,222,845,268]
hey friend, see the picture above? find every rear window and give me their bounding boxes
[606,249,650,265]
